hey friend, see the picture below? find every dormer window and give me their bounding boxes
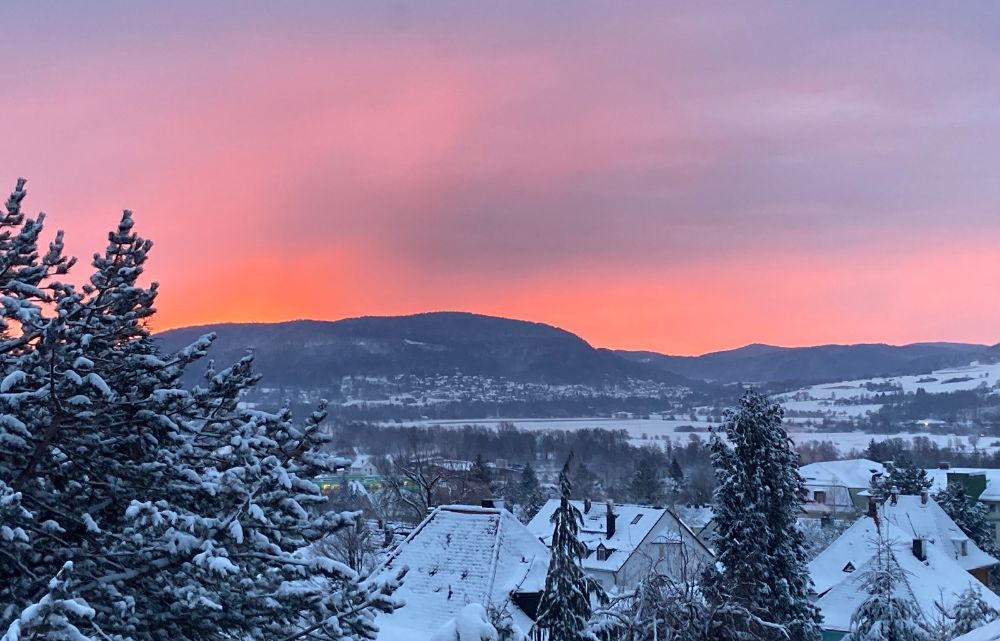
[596,544,611,562]
[842,562,856,573]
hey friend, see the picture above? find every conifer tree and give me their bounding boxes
[948,585,998,637]
[516,461,545,522]
[536,456,605,641]
[706,390,822,641]
[0,180,400,641]
[471,454,492,486]
[934,482,996,553]
[629,454,664,505]
[844,529,928,641]
[884,454,932,495]
[669,457,684,484]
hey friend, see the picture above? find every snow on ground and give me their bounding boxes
[780,400,883,418]
[779,360,1000,406]
[388,417,1000,455]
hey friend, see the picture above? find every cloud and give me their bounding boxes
[3,2,1000,353]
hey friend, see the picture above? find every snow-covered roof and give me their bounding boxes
[810,517,1000,633]
[925,467,1000,502]
[879,495,997,572]
[953,619,1000,641]
[799,459,884,490]
[372,505,548,641]
[351,454,374,468]
[526,500,707,573]
[673,505,714,532]
[810,497,996,597]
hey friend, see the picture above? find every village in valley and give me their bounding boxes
[312,404,1000,641]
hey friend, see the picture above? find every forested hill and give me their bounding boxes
[618,342,992,384]
[155,312,690,387]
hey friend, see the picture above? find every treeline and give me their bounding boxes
[858,435,1000,468]
[323,396,684,421]
[330,422,725,506]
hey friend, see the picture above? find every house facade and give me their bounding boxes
[799,459,885,520]
[526,499,713,593]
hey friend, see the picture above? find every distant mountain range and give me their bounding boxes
[155,312,687,387]
[156,312,996,389]
[617,342,991,384]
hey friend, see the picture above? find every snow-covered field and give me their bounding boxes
[779,360,1000,405]
[390,417,1000,455]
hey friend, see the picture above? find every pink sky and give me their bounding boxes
[3,2,1000,354]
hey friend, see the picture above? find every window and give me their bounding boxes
[842,562,856,573]
[813,490,827,504]
[630,514,643,525]
[596,544,612,562]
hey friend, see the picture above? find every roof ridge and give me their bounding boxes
[483,510,508,609]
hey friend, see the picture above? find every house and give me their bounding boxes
[879,492,998,585]
[526,499,713,592]
[925,465,1000,546]
[809,516,1000,641]
[801,459,1000,546]
[810,492,997,589]
[673,505,715,551]
[350,454,380,476]
[371,504,548,641]
[799,459,885,520]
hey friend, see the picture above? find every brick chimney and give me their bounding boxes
[920,489,929,505]
[606,500,616,539]
[912,538,927,561]
[890,486,899,505]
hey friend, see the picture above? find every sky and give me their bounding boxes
[3,2,1000,355]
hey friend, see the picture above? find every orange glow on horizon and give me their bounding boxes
[6,5,1000,357]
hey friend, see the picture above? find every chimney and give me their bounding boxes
[584,498,592,514]
[606,500,616,539]
[912,538,927,561]
[480,498,506,510]
[920,489,929,505]
[890,486,899,505]
[939,461,951,470]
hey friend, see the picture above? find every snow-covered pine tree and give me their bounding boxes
[1,562,95,641]
[934,482,997,554]
[884,454,932,496]
[0,180,400,641]
[948,585,998,637]
[516,461,545,522]
[844,528,928,641]
[535,456,606,641]
[705,390,822,641]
